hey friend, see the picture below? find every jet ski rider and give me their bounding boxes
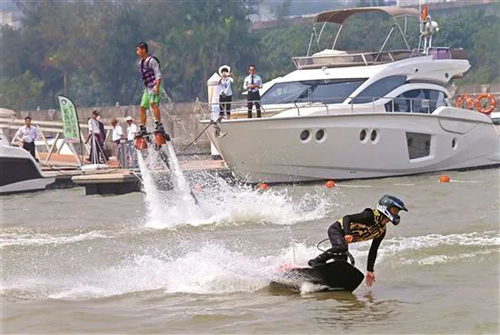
[308,195,408,287]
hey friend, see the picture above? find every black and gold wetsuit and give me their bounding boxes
[327,208,386,272]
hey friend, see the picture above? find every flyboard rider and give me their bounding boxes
[308,195,408,286]
[134,42,170,148]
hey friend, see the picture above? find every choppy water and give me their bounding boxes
[1,168,499,334]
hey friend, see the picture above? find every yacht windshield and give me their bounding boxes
[261,79,366,105]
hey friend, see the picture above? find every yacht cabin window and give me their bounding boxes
[261,79,366,105]
[351,75,407,104]
[406,132,431,159]
[385,89,448,113]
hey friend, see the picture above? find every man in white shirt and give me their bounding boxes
[218,67,233,119]
[14,116,41,160]
[110,118,123,161]
[125,116,138,167]
[243,64,263,118]
[86,110,107,164]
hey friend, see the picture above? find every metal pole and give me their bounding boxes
[317,22,328,47]
[332,25,344,49]
[394,18,411,51]
[120,138,128,169]
[375,26,395,63]
[306,32,314,56]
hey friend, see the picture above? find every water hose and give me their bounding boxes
[314,238,356,266]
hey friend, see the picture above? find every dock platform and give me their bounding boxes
[47,158,230,195]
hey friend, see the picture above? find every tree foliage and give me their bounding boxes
[0,70,44,111]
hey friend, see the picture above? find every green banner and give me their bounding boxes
[58,96,81,143]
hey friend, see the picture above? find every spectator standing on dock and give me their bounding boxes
[218,67,233,119]
[110,118,123,161]
[96,115,108,156]
[126,116,138,167]
[14,116,41,160]
[86,110,107,164]
[243,65,263,118]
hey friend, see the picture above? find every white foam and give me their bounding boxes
[0,230,109,247]
[16,242,318,300]
[141,161,336,229]
[6,231,499,300]
[300,281,329,294]
[380,231,500,254]
[412,249,496,265]
[137,151,164,221]
[165,142,198,208]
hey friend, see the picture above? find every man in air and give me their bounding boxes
[308,195,408,286]
[135,42,170,144]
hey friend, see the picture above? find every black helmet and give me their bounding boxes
[376,195,408,225]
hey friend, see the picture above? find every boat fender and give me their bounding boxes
[475,93,496,115]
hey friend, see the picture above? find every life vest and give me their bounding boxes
[338,209,386,242]
[139,56,160,88]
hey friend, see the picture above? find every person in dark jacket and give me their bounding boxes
[308,195,408,287]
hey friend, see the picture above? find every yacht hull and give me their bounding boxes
[0,146,55,194]
[206,108,500,183]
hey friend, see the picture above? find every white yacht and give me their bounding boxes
[205,6,500,183]
[0,131,55,194]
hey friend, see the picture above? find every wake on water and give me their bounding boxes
[4,145,494,300]
[3,231,497,300]
[137,143,335,229]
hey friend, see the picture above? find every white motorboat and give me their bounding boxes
[205,6,500,183]
[0,131,55,194]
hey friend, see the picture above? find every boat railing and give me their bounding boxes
[292,50,421,69]
[291,47,467,70]
[198,93,499,120]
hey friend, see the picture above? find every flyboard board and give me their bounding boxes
[135,131,199,205]
[270,261,364,293]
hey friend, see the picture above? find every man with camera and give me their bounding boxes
[218,67,233,119]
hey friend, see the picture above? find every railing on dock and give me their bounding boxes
[0,118,113,166]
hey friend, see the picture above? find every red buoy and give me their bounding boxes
[439,175,450,183]
[259,183,270,190]
[325,180,336,188]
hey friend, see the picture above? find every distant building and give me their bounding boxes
[0,10,21,29]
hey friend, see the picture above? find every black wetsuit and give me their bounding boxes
[328,208,386,272]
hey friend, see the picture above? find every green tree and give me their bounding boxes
[1,1,498,111]
[0,71,44,111]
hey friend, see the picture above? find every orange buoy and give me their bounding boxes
[325,180,336,188]
[258,183,270,190]
[439,175,450,183]
[455,94,475,110]
[475,93,496,115]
